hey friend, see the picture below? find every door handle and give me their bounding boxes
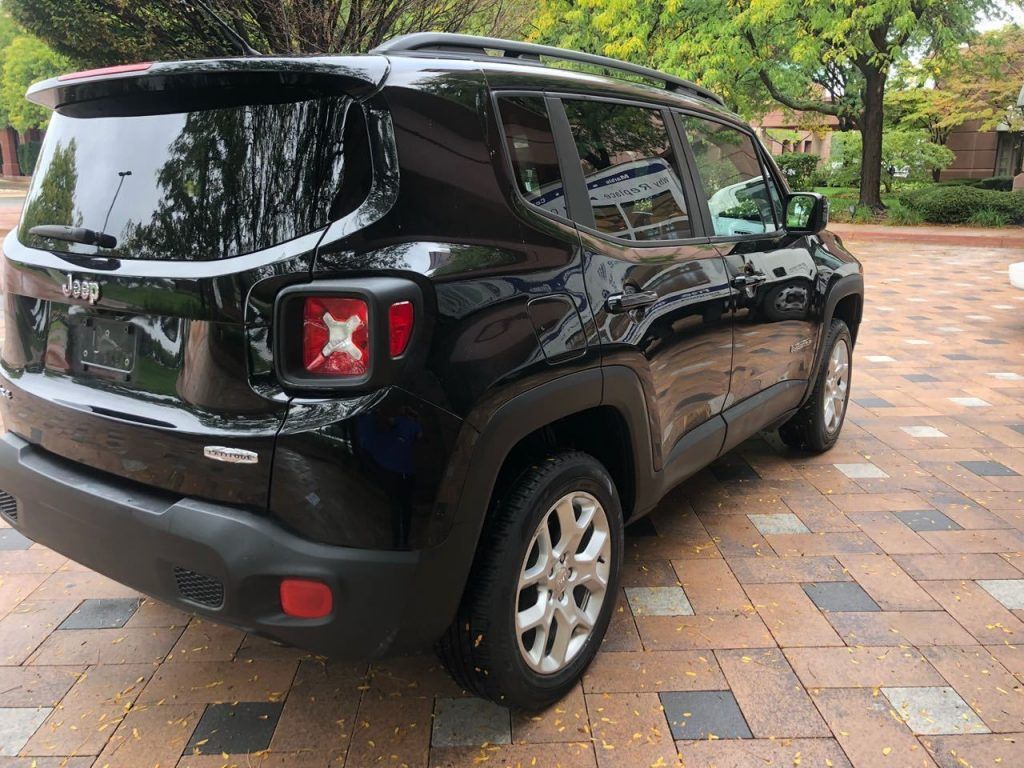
[606,290,658,313]
[731,273,767,290]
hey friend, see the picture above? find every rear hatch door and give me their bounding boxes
[1,58,387,508]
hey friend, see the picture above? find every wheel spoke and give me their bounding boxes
[514,490,613,675]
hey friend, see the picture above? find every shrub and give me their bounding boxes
[967,209,1012,227]
[886,202,924,225]
[898,185,1024,224]
[974,176,1014,191]
[774,152,820,190]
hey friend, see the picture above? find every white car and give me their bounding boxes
[1011,262,1024,290]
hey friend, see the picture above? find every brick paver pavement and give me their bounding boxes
[1,234,1023,768]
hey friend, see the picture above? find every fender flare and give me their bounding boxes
[409,366,659,642]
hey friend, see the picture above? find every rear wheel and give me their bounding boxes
[779,319,852,453]
[439,451,623,710]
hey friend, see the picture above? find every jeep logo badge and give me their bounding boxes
[62,274,100,304]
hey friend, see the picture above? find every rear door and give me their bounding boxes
[1,62,385,508]
[553,96,733,472]
[678,114,818,422]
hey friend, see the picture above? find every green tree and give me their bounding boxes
[6,0,524,66]
[831,128,955,191]
[532,0,1011,210]
[18,139,79,239]
[0,35,68,131]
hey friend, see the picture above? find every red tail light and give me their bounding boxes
[58,62,152,81]
[303,297,369,376]
[280,578,333,619]
[388,301,414,357]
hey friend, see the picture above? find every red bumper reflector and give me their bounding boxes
[388,301,414,357]
[58,62,153,81]
[280,579,333,618]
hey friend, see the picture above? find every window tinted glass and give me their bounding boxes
[19,97,368,261]
[497,96,567,219]
[682,116,778,236]
[563,100,692,241]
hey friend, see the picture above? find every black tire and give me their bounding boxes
[438,451,623,710]
[779,318,853,453]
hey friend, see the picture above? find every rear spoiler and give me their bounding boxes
[27,56,390,113]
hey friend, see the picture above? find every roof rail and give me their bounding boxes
[371,33,726,107]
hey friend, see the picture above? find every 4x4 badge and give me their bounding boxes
[62,274,100,304]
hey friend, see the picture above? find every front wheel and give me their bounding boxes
[438,451,623,710]
[779,318,853,453]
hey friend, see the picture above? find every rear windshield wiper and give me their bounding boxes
[29,225,117,249]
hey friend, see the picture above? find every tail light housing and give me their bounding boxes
[274,277,422,391]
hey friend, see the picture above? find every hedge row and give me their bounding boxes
[897,185,1024,225]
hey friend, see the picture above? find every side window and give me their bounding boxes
[562,100,693,242]
[497,96,568,219]
[682,116,779,236]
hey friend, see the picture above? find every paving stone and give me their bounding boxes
[894,510,964,532]
[959,460,1020,477]
[94,703,202,768]
[511,684,589,744]
[715,648,829,738]
[904,374,940,383]
[901,426,948,438]
[920,581,1024,644]
[0,708,50,756]
[671,559,749,614]
[856,396,893,408]
[184,702,283,755]
[431,697,511,747]
[727,556,850,584]
[812,688,940,768]
[624,586,693,617]
[636,613,773,651]
[584,650,725,694]
[977,579,1024,609]
[865,355,896,362]
[58,598,141,630]
[0,530,32,551]
[881,686,989,735]
[0,667,82,708]
[803,581,881,612]
[585,692,680,767]
[837,553,939,610]
[920,646,1024,733]
[949,397,991,407]
[676,738,853,768]
[896,553,1023,581]
[429,743,597,768]
[827,611,976,647]
[920,733,1024,768]
[835,462,890,479]
[745,582,843,647]
[784,646,945,688]
[746,513,809,535]
[660,691,751,740]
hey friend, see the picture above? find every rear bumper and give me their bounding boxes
[0,431,467,659]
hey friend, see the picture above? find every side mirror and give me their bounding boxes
[785,192,829,234]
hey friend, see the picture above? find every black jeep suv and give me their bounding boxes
[0,33,862,708]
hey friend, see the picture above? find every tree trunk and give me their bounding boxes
[932,167,942,182]
[858,67,886,211]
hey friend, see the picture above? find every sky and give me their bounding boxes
[978,3,1024,31]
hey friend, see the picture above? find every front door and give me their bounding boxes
[554,97,733,471]
[678,114,818,417]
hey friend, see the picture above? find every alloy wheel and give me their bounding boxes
[823,338,850,434]
[515,491,611,674]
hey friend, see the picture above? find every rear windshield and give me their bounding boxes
[19,96,370,261]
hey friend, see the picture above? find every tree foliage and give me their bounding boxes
[831,128,955,191]
[6,0,526,66]
[532,0,1013,209]
[0,34,68,131]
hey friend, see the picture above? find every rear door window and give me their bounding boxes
[19,96,370,261]
[497,96,568,219]
[561,100,693,242]
[680,116,779,237]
